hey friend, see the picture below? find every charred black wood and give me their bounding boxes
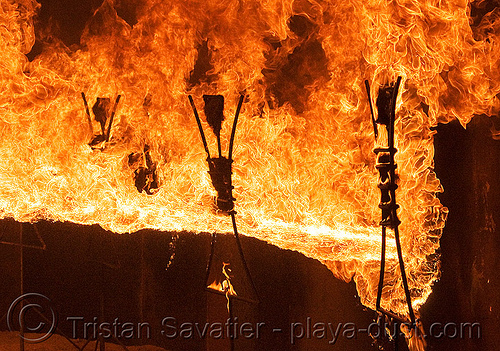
[188,40,216,88]
[81,93,121,149]
[364,80,378,138]
[203,95,225,139]
[128,145,159,195]
[203,94,225,157]
[92,97,111,135]
[375,147,400,228]
[375,83,396,126]
[207,157,235,213]
[229,95,244,161]
[188,94,243,214]
[89,134,106,147]
[188,95,211,158]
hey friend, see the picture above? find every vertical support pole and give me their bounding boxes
[99,261,106,351]
[230,212,259,301]
[376,226,387,310]
[19,223,24,351]
[228,297,235,351]
[140,232,145,324]
[394,321,399,351]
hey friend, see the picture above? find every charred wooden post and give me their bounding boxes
[128,145,159,195]
[366,77,416,331]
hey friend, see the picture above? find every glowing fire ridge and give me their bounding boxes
[1,0,499,317]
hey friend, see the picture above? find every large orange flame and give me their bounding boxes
[1,0,499,318]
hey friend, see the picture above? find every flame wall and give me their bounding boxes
[1,0,499,317]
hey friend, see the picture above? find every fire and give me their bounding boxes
[1,0,499,319]
[207,262,238,297]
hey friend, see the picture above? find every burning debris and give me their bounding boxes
[203,94,235,213]
[203,95,225,144]
[128,145,159,195]
[81,93,121,149]
[207,262,238,301]
[92,97,111,137]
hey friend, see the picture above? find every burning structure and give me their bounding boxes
[0,0,499,350]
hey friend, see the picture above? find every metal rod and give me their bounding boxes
[376,225,387,310]
[33,224,47,250]
[394,226,415,323]
[394,321,399,351]
[205,288,259,305]
[99,261,105,351]
[105,95,121,142]
[0,241,46,250]
[217,135,222,158]
[228,297,235,351]
[205,233,217,289]
[364,80,378,139]
[389,76,402,150]
[28,305,82,350]
[228,95,244,161]
[188,95,211,158]
[139,232,145,323]
[81,92,94,136]
[377,307,409,324]
[230,212,259,303]
[19,223,24,351]
[217,134,222,157]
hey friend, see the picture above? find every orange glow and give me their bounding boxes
[207,262,237,312]
[1,0,499,319]
[207,263,237,295]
